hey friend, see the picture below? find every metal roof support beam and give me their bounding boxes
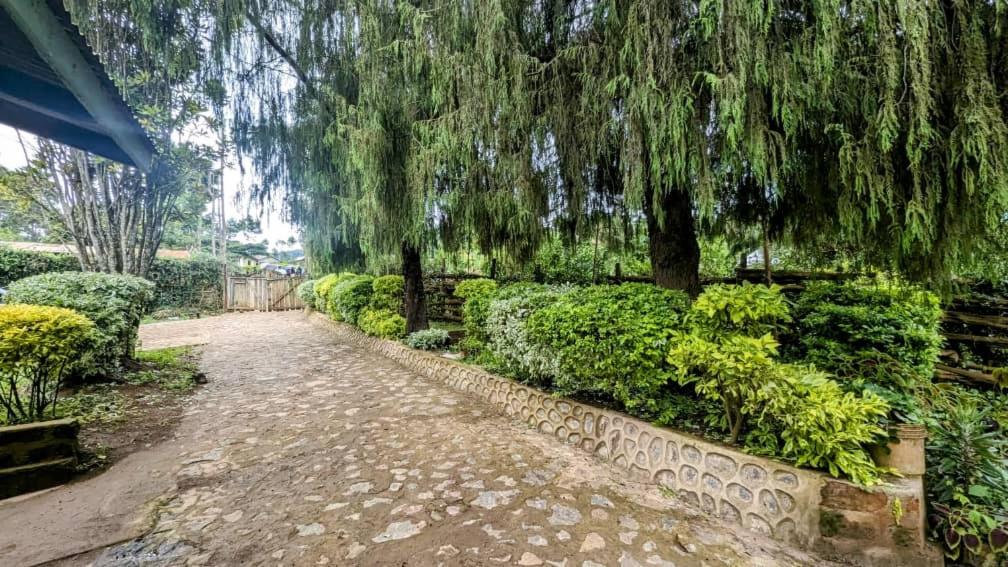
[0,0,155,172]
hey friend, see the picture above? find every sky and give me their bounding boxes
[0,124,298,247]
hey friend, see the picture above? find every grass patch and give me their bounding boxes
[128,346,202,392]
[430,320,465,332]
[142,307,222,323]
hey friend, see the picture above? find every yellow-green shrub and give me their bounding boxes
[358,308,406,339]
[371,275,404,311]
[0,305,95,423]
[313,273,354,311]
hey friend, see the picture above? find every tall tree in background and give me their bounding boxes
[8,0,220,276]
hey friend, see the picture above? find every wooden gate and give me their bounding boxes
[227,274,305,311]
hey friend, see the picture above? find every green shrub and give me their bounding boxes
[526,283,690,416]
[787,279,943,420]
[405,328,450,350]
[6,272,153,380]
[0,247,78,287]
[313,272,353,311]
[668,283,889,485]
[668,331,781,441]
[358,308,406,339]
[485,284,568,386]
[0,304,95,423]
[454,278,498,354]
[371,275,404,311]
[297,279,317,307]
[746,366,890,486]
[330,275,374,322]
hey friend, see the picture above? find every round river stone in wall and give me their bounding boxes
[775,489,795,513]
[759,489,781,518]
[682,445,702,464]
[679,465,699,487]
[773,470,800,489]
[740,463,768,486]
[705,453,738,478]
[647,438,663,466]
[719,500,742,524]
[702,473,723,492]
[726,483,753,505]
[653,469,676,490]
[665,441,678,465]
[746,513,773,536]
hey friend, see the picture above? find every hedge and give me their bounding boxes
[0,247,78,287]
[5,272,154,380]
[0,247,222,310]
[526,283,691,415]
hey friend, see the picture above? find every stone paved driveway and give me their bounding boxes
[83,312,827,566]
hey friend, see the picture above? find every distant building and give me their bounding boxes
[1,241,191,260]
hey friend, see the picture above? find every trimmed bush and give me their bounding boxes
[6,272,154,380]
[786,279,943,419]
[0,304,95,423]
[454,278,498,354]
[371,275,404,311]
[485,284,568,386]
[358,308,406,339]
[297,279,317,307]
[314,272,355,312]
[526,283,690,415]
[330,275,374,323]
[405,328,450,350]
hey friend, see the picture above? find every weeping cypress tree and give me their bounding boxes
[419,0,1008,293]
[671,1,1008,289]
[198,0,1006,303]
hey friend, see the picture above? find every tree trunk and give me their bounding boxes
[643,184,701,296]
[401,242,428,333]
[761,219,772,285]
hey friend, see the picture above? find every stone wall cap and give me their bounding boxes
[0,418,80,433]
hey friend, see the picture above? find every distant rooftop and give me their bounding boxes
[0,241,190,260]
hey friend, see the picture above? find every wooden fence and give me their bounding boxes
[226,274,305,311]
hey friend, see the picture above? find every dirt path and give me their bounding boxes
[1,312,831,566]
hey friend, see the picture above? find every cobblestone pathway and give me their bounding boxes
[84,312,825,566]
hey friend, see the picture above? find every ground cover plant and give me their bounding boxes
[5,272,154,381]
[405,328,450,350]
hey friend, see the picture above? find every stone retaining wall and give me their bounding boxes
[0,417,79,499]
[312,314,942,566]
